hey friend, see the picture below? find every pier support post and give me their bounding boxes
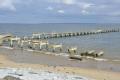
[39,44,42,50]
[10,40,13,47]
[39,35,41,40]
[60,48,62,52]
[20,40,24,49]
[52,48,55,52]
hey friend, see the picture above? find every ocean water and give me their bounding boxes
[0,23,120,60]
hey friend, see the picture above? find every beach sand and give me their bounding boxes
[0,54,120,80]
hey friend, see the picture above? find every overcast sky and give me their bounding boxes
[0,0,120,23]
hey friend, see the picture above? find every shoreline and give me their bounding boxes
[0,46,120,72]
[0,52,120,80]
[0,48,120,80]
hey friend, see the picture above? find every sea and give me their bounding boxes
[0,23,120,61]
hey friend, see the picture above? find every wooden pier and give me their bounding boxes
[0,28,119,60]
[32,29,119,40]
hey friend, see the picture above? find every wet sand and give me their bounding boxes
[0,47,120,80]
[0,47,120,72]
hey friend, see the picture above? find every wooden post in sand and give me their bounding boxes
[20,40,24,49]
[68,47,77,56]
[39,41,49,50]
[0,39,3,46]
[49,44,62,52]
[10,39,13,47]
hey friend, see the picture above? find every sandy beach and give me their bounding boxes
[0,49,120,80]
[0,0,120,79]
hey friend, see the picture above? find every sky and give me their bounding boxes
[0,0,120,23]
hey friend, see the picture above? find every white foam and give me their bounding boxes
[59,53,69,57]
[0,68,91,80]
[94,58,108,61]
[25,49,34,52]
[55,53,61,56]
[112,60,120,62]
[45,52,53,55]
[1,46,13,50]
[86,56,94,59]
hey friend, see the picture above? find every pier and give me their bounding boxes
[0,28,119,59]
[32,29,119,40]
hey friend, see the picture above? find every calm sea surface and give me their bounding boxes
[0,23,120,60]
